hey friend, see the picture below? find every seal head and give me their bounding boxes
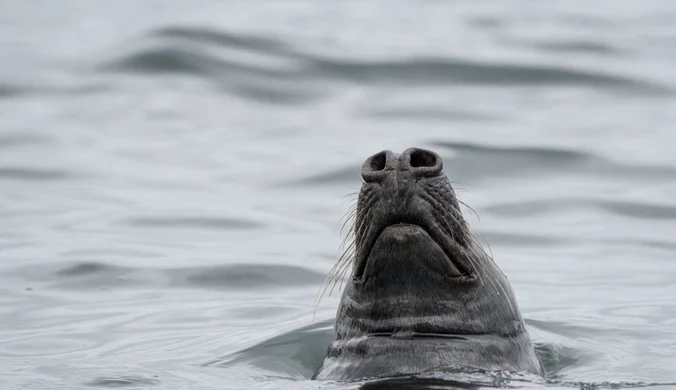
[313,147,543,381]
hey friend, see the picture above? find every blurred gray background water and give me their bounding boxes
[1,1,676,389]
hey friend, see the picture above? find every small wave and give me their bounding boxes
[56,262,113,277]
[123,216,264,231]
[101,45,324,105]
[533,342,584,380]
[181,264,323,289]
[429,141,593,184]
[433,141,592,163]
[15,261,325,291]
[361,107,499,122]
[285,165,361,187]
[0,83,24,98]
[101,45,299,81]
[0,81,107,100]
[0,167,73,181]
[0,133,53,150]
[598,201,676,220]
[304,57,669,94]
[60,248,163,259]
[206,319,333,379]
[485,198,676,220]
[431,141,676,184]
[98,26,672,104]
[631,239,676,251]
[154,26,292,55]
[85,376,159,388]
[485,200,570,217]
[480,231,566,247]
[530,40,622,56]
[103,47,208,75]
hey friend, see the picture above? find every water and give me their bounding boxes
[1,1,676,389]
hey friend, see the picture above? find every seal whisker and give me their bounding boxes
[447,176,470,193]
[463,234,522,352]
[441,207,506,300]
[333,253,354,294]
[342,192,360,200]
[339,196,358,222]
[458,198,481,223]
[354,197,377,245]
[415,192,491,295]
[315,195,376,318]
[329,239,355,291]
[314,246,354,319]
[425,200,486,289]
[315,234,355,319]
[334,240,355,280]
[466,232,517,317]
[472,228,495,264]
[429,197,510,312]
[416,192,520,352]
[340,206,358,237]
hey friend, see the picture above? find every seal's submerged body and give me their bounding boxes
[314,148,543,381]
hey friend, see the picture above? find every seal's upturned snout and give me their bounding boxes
[361,148,443,183]
[353,147,466,283]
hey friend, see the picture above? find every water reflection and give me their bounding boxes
[1,1,676,389]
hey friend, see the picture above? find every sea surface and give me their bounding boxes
[1,1,676,389]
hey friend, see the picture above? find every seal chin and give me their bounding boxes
[353,223,463,283]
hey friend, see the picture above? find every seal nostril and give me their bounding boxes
[409,149,437,168]
[370,151,387,171]
[362,150,394,182]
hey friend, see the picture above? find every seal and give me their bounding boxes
[313,147,544,381]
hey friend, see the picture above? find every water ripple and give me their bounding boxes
[3,3,676,388]
[98,26,673,102]
[280,140,676,188]
[124,216,264,231]
[361,107,499,122]
[431,141,676,183]
[286,165,360,187]
[481,231,566,247]
[155,26,293,55]
[14,262,325,291]
[85,376,159,388]
[0,167,74,181]
[305,57,667,92]
[530,40,622,56]
[487,199,676,220]
[0,81,107,99]
[207,319,332,379]
[0,83,24,98]
[0,133,54,150]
